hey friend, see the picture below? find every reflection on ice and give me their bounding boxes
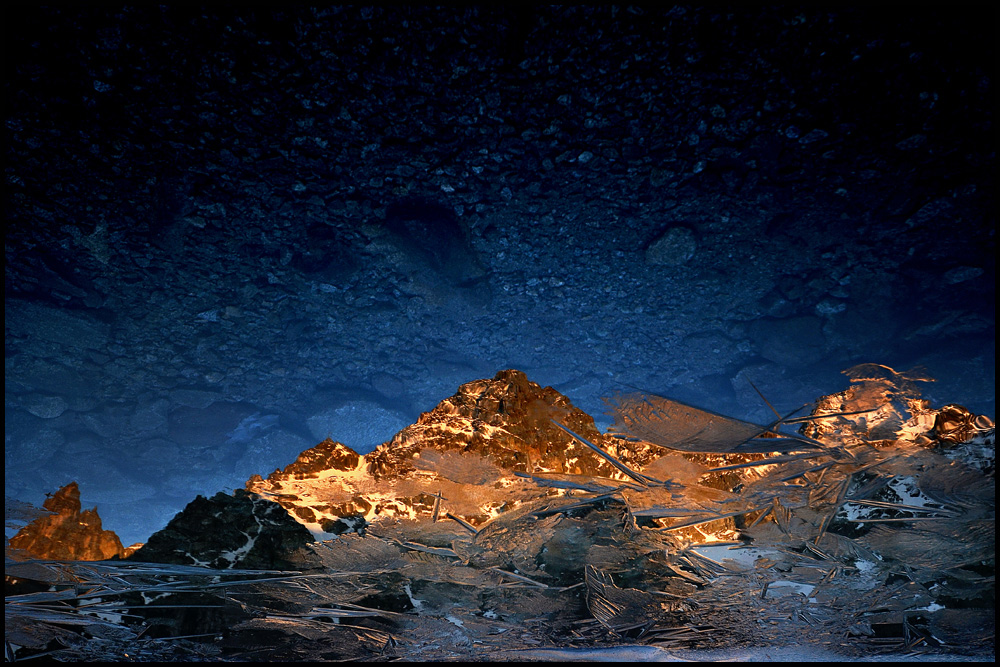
[5,364,994,661]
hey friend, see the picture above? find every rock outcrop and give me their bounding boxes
[365,369,665,479]
[6,482,125,561]
[249,438,361,483]
[128,489,313,570]
[246,369,669,535]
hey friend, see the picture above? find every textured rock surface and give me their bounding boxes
[7,482,126,561]
[128,489,313,569]
[253,438,361,481]
[247,369,669,533]
[365,369,664,479]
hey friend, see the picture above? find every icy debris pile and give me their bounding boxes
[802,364,994,451]
[601,363,994,652]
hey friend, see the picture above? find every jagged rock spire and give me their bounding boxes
[7,482,125,561]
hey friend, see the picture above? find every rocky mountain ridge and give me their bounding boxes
[245,369,670,538]
[10,367,993,572]
[126,489,313,570]
[6,482,129,561]
[5,367,994,661]
[140,366,992,571]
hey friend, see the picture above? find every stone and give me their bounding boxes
[645,226,697,266]
[364,369,664,480]
[261,438,361,481]
[246,370,671,536]
[7,482,126,561]
[20,394,69,419]
[128,489,314,570]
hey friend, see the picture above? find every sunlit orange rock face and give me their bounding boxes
[8,482,125,561]
[363,368,667,480]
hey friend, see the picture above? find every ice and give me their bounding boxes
[6,365,994,661]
